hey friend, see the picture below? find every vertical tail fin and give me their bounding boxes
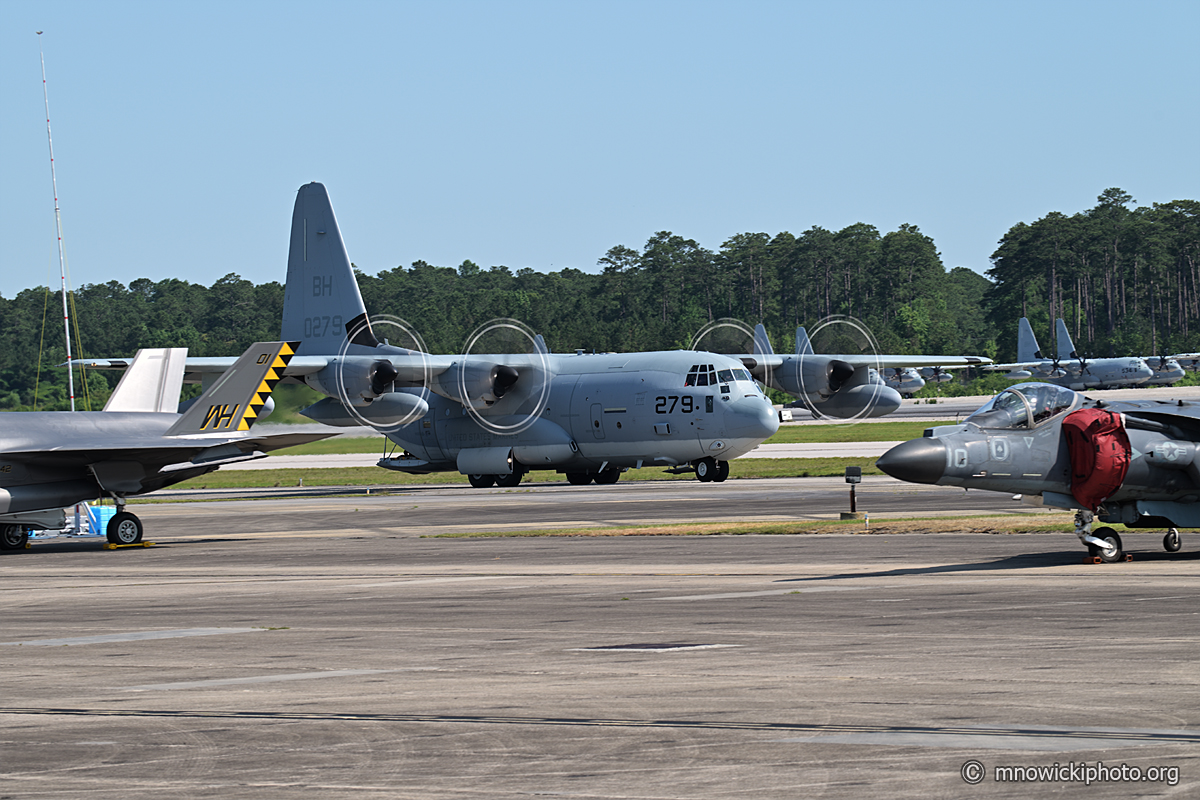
[1017,318,1042,362]
[164,342,298,436]
[103,348,188,412]
[752,324,775,356]
[795,326,814,355]
[1055,318,1077,360]
[281,183,378,356]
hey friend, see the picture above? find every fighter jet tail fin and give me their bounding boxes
[1055,318,1078,360]
[164,342,298,436]
[795,326,814,356]
[281,182,379,356]
[1017,317,1042,361]
[103,348,188,413]
[752,324,775,356]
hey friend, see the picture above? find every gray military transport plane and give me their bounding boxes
[987,317,1153,389]
[744,323,990,419]
[878,381,1200,562]
[1,341,331,551]
[83,183,779,486]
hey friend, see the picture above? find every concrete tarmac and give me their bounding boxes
[126,476,1032,532]
[2,527,1198,798]
[3,490,1199,798]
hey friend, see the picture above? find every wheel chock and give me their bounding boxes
[103,541,155,550]
[1084,554,1133,564]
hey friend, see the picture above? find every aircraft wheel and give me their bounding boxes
[1,524,29,550]
[594,469,621,485]
[107,512,143,545]
[495,471,524,488]
[566,472,593,486]
[467,474,495,489]
[1088,527,1123,563]
[694,457,715,482]
[713,460,730,483]
[1164,528,1182,553]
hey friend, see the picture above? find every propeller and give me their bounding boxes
[327,313,432,433]
[794,314,888,423]
[457,318,551,436]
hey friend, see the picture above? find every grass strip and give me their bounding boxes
[429,514,1081,538]
[267,420,959,456]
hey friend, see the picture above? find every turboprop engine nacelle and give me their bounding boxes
[429,362,521,409]
[771,356,855,400]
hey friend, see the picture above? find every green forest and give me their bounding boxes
[2,188,1196,411]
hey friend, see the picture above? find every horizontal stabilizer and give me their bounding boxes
[165,342,298,436]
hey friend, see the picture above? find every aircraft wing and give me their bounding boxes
[737,354,785,372]
[985,361,1044,371]
[823,355,991,369]
[71,353,455,385]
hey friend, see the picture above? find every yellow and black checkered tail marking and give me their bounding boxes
[238,341,298,431]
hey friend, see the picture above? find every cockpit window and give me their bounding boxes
[685,363,719,388]
[966,382,1078,429]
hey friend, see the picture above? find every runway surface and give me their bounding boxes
[2,512,1198,799]
[120,475,1035,532]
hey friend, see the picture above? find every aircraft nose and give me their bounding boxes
[727,395,780,440]
[876,438,947,484]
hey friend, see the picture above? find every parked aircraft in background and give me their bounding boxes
[741,322,991,418]
[882,367,924,396]
[2,341,331,550]
[987,317,1154,389]
[872,366,957,397]
[81,183,778,487]
[877,382,1200,562]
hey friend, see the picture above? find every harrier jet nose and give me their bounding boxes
[877,438,947,484]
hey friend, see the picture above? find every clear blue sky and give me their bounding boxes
[2,0,1197,300]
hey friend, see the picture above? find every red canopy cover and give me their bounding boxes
[1062,408,1131,512]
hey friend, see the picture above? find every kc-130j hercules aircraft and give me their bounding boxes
[741,322,991,419]
[2,341,331,550]
[84,183,779,486]
[878,381,1200,562]
[987,318,1153,389]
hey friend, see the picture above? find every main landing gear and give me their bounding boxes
[107,510,144,545]
[1,524,30,550]
[1073,511,1124,562]
[1164,528,1182,553]
[693,457,730,483]
[1073,512,1186,562]
[467,469,527,489]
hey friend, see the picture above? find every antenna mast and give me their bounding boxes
[38,31,76,411]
